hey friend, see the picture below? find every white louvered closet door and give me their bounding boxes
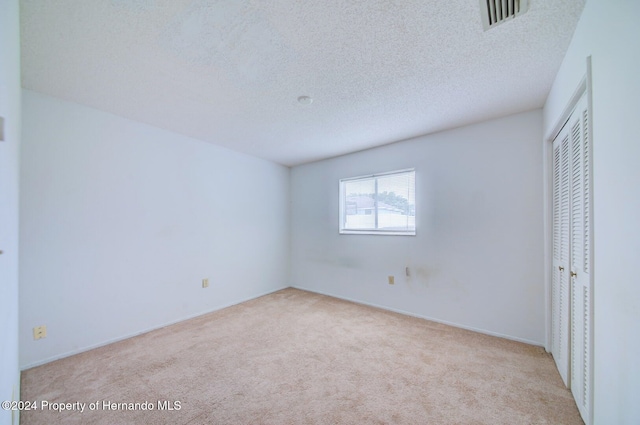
[551,118,571,387]
[551,92,592,425]
[568,93,592,424]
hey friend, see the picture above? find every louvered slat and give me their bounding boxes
[571,121,582,270]
[552,265,558,351]
[583,110,591,273]
[551,141,562,358]
[583,285,590,409]
[559,269,567,361]
[553,145,561,260]
[571,278,577,386]
[487,0,497,25]
[560,136,570,263]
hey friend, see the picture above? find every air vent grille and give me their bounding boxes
[480,0,529,30]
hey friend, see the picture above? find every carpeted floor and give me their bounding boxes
[20,288,583,424]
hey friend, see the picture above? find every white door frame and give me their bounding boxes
[542,55,594,425]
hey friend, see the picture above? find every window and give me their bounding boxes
[339,169,415,235]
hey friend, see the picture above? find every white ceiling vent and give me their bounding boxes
[480,0,530,30]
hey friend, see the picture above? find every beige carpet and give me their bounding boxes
[21,288,583,424]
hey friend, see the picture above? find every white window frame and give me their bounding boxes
[339,169,416,236]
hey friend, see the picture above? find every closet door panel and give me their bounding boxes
[551,92,592,425]
[552,127,571,387]
[569,95,592,424]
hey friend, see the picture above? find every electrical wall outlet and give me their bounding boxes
[33,325,47,340]
[388,275,395,285]
[202,278,209,288]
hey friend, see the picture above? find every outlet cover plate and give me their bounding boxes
[33,325,47,340]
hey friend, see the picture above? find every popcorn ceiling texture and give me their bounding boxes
[20,0,584,166]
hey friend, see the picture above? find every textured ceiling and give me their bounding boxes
[20,0,585,166]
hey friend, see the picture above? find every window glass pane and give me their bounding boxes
[375,172,415,231]
[344,178,375,229]
[340,170,415,235]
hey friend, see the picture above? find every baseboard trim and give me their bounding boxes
[291,285,543,347]
[20,285,289,370]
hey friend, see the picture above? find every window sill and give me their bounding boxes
[339,230,416,236]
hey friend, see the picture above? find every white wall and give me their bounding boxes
[19,90,290,368]
[291,110,545,345]
[0,1,21,424]
[543,0,640,423]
